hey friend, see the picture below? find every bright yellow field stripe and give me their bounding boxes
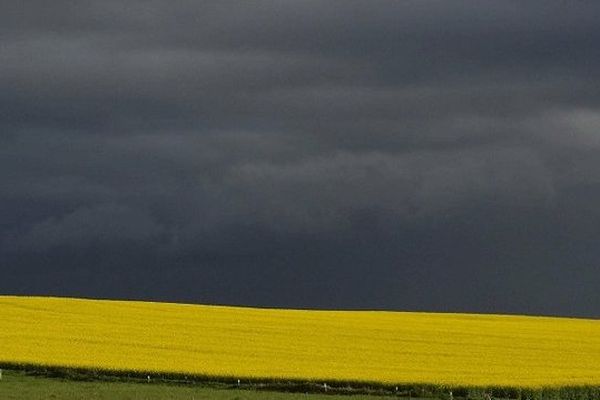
[0,296,599,388]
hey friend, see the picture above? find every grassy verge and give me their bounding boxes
[0,369,407,400]
[1,366,600,400]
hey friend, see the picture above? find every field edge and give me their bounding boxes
[2,362,600,400]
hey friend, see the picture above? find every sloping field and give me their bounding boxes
[0,296,599,388]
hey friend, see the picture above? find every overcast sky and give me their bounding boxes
[2,1,600,317]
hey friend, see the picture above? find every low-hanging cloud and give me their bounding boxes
[3,203,164,253]
[226,147,555,231]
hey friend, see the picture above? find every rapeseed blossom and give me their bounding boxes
[1,296,599,387]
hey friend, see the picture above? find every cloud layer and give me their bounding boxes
[2,1,600,316]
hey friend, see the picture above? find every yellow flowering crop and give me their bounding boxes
[0,296,599,388]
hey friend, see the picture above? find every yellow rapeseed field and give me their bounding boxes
[0,296,599,388]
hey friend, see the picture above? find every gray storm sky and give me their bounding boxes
[2,1,600,317]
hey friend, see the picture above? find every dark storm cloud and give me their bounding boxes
[2,1,600,317]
